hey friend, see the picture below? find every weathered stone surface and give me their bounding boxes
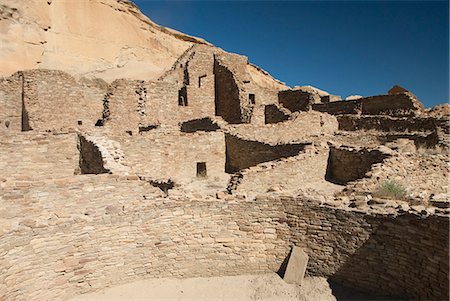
[283,246,309,285]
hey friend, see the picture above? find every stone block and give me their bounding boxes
[283,246,308,285]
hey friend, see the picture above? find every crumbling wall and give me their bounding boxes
[232,146,341,196]
[264,104,290,124]
[180,117,220,133]
[0,185,447,301]
[313,99,362,115]
[226,111,338,145]
[225,134,306,173]
[313,93,423,116]
[337,115,449,133]
[325,146,390,185]
[278,88,320,112]
[361,93,423,116]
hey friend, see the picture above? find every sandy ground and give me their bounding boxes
[70,273,336,301]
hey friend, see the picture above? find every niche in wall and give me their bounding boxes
[197,162,207,177]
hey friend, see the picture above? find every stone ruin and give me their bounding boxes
[0,44,449,300]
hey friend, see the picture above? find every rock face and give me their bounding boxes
[0,0,287,89]
[0,0,205,81]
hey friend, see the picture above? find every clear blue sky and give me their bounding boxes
[134,0,449,107]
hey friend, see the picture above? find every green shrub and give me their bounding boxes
[374,179,408,200]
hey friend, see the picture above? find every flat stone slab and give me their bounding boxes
[283,246,309,285]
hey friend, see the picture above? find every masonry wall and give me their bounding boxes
[264,104,290,124]
[213,54,246,124]
[20,70,105,131]
[0,178,289,301]
[0,132,79,180]
[313,99,362,115]
[0,186,447,301]
[337,115,449,133]
[225,134,306,173]
[118,131,226,183]
[325,146,389,185]
[283,198,449,300]
[313,93,423,116]
[278,89,316,112]
[0,73,22,133]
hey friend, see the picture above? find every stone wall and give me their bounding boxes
[0,184,447,301]
[278,89,318,112]
[232,146,341,196]
[0,132,79,180]
[213,53,249,123]
[337,115,449,134]
[264,104,290,124]
[117,131,227,183]
[0,73,22,133]
[313,99,362,115]
[226,111,338,145]
[361,93,423,116]
[325,146,390,185]
[20,70,105,131]
[283,198,449,300]
[313,93,423,117]
[225,134,306,173]
[0,178,289,301]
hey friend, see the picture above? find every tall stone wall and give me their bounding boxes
[20,70,105,131]
[213,53,248,124]
[0,73,22,133]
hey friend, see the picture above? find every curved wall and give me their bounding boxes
[0,179,448,301]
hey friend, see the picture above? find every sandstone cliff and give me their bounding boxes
[0,0,285,89]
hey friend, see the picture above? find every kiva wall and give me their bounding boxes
[0,187,447,301]
[283,198,449,300]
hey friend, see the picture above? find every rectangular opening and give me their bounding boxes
[78,120,83,125]
[198,74,207,88]
[249,93,256,105]
[178,87,188,106]
[196,162,207,177]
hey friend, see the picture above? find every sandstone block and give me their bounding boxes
[283,246,309,285]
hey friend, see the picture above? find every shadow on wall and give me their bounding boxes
[77,135,110,174]
[325,147,389,185]
[225,134,306,173]
[329,215,449,301]
[180,117,220,133]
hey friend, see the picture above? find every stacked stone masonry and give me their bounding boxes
[0,41,449,301]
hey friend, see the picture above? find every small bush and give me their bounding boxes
[374,179,408,200]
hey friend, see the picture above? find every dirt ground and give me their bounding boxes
[69,273,337,301]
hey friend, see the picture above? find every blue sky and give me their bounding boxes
[134,0,449,107]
